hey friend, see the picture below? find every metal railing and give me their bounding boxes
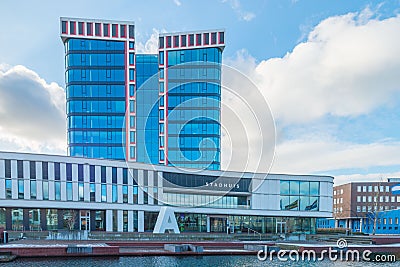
[246,227,262,240]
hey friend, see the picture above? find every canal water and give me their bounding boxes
[10,256,400,267]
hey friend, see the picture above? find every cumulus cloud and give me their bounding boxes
[136,28,163,54]
[222,0,256,22]
[271,138,400,174]
[233,11,400,124]
[222,9,400,180]
[0,65,66,154]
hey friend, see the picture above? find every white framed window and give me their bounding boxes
[368,186,372,192]
[374,186,378,192]
[368,196,372,202]
[334,190,336,195]
[362,206,366,212]
[380,186,384,192]
[392,196,395,203]
[397,196,400,202]
[362,196,366,202]
[386,186,390,192]
[357,196,361,202]
[363,186,367,192]
[334,199,336,204]
[357,206,361,212]
[385,196,390,202]
[340,198,343,204]
[357,186,361,192]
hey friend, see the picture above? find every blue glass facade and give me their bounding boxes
[62,19,224,170]
[165,48,222,170]
[135,54,159,164]
[65,39,126,159]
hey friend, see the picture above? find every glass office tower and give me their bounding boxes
[61,18,225,170]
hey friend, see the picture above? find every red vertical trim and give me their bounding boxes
[124,41,130,161]
[164,50,168,166]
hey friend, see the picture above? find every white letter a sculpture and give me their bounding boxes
[153,207,180,234]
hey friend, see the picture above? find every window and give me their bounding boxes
[29,161,36,179]
[211,32,217,44]
[129,25,134,38]
[196,34,201,45]
[189,34,194,46]
[334,190,336,195]
[120,25,126,37]
[362,206,366,212]
[30,181,36,199]
[219,32,224,43]
[101,166,106,183]
[357,206,361,212]
[357,186,361,192]
[112,167,117,184]
[368,196,372,202]
[17,160,23,178]
[181,35,186,46]
[362,196,366,202]
[5,179,11,199]
[203,33,209,45]
[112,24,118,37]
[70,21,76,35]
[62,21,67,34]
[362,186,367,192]
[392,196,395,203]
[87,22,93,35]
[54,162,60,180]
[166,36,171,48]
[385,196,389,202]
[67,182,73,201]
[159,36,164,48]
[173,35,179,47]
[386,186,390,192]
[90,165,95,183]
[66,163,72,181]
[380,186,384,192]
[334,199,336,204]
[42,162,48,180]
[78,164,84,182]
[129,53,134,65]
[368,186,372,192]
[95,23,101,36]
[357,196,361,202]
[78,22,84,35]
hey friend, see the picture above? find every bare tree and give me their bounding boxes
[64,210,77,231]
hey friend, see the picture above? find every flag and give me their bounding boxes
[285,199,299,210]
[305,199,318,210]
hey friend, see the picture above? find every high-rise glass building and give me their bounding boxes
[61,17,225,170]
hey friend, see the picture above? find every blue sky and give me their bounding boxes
[0,0,400,184]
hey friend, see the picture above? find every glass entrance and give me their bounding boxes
[80,210,90,231]
[210,217,227,232]
[276,221,286,234]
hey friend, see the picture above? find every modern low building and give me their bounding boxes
[61,17,224,170]
[319,180,400,233]
[0,151,333,234]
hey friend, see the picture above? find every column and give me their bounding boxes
[138,210,144,232]
[106,210,113,232]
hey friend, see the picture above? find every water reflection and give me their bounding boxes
[11,256,400,267]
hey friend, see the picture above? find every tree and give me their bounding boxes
[63,210,77,231]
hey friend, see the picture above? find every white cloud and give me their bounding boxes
[222,10,400,178]
[335,172,400,186]
[136,28,163,54]
[271,138,400,174]
[173,0,181,6]
[233,11,400,124]
[0,65,66,155]
[222,0,256,22]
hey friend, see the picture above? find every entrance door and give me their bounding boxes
[80,210,90,231]
[210,217,227,232]
[276,221,286,234]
